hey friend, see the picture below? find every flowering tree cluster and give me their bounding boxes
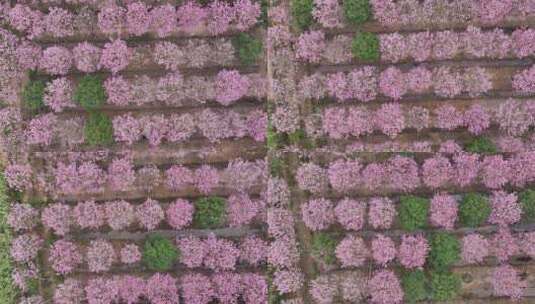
[370,0,534,27]
[54,272,266,304]
[297,152,535,194]
[7,1,260,40]
[321,100,535,139]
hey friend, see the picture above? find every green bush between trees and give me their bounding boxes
[74,75,106,110]
[459,193,490,227]
[399,196,429,231]
[22,80,45,111]
[233,33,263,65]
[428,233,460,270]
[193,197,226,228]
[84,112,113,146]
[343,0,371,25]
[0,174,16,303]
[142,234,179,271]
[351,32,380,61]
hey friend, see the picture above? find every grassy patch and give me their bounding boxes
[465,137,497,154]
[520,189,535,222]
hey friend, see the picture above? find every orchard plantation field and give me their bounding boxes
[1,0,535,304]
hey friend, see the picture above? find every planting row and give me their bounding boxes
[23,108,266,148]
[320,99,534,139]
[13,233,267,274]
[296,153,535,194]
[10,194,265,235]
[298,66,495,103]
[23,71,264,113]
[297,27,535,65]
[306,227,533,270]
[7,0,262,40]
[17,35,262,74]
[49,272,267,304]
[293,0,535,31]
[309,264,527,303]
[330,134,535,155]
[299,190,535,232]
[6,157,266,195]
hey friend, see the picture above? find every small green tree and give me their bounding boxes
[344,0,371,25]
[311,232,337,264]
[428,233,460,270]
[401,270,428,303]
[352,32,380,61]
[84,112,113,146]
[193,197,226,228]
[22,80,45,111]
[291,0,314,30]
[233,33,263,65]
[399,196,429,231]
[459,193,490,227]
[430,271,461,301]
[74,75,106,110]
[143,234,179,271]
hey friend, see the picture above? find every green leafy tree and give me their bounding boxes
[399,196,429,231]
[465,137,497,154]
[401,270,428,303]
[142,234,179,271]
[459,193,490,227]
[74,75,106,110]
[352,32,380,61]
[344,0,371,25]
[193,197,226,228]
[84,112,113,146]
[520,189,535,222]
[233,33,263,65]
[428,233,460,270]
[430,271,461,301]
[22,80,45,111]
[291,0,314,30]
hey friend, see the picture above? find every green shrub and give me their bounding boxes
[399,196,429,231]
[142,234,179,271]
[351,32,380,61]
[22,80,45,111]
[401,270,428,303]
[233,33,263,65]
[459,193,490,227]
[291,0,314,30]
[520,189,535,222]
[465,137,497,154]
[74,75,106,110]
[430,271,461,301]
[343,0,371,25]
[428,233,460,270]
[311,233,337,264]
[84,112,113,146]
[193,197,226,228]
